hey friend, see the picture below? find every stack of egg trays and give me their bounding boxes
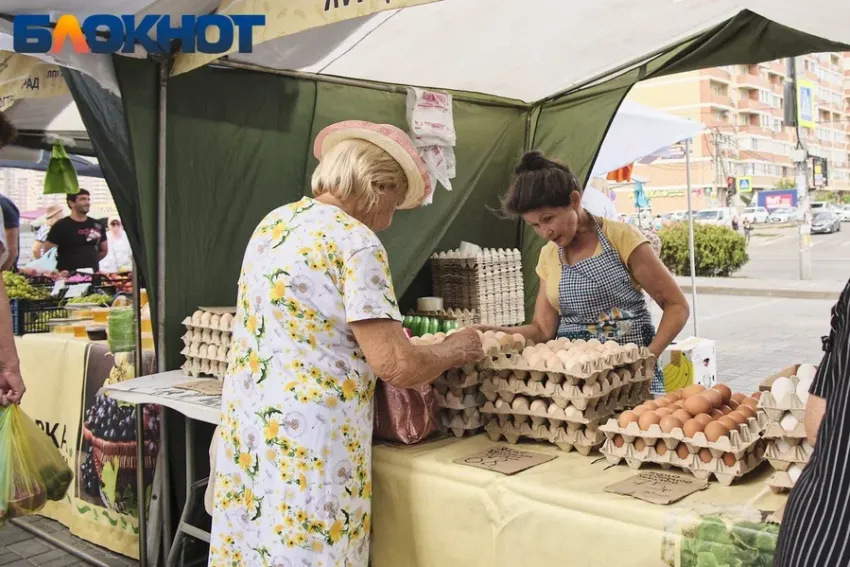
[434,364,489,437]
[599,411,769,486]
[758,385,810,492]
[480,348,654,455]
[180,308,235,380]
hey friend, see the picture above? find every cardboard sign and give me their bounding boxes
[51,279,66,296]
[454,445,556,475]
[64,283,91,299]
[174,378,223,396]
[605,471,708,505]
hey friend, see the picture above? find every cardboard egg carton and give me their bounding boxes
[600,411,768,457]
[181,342,230,362]
[438,407,488,438]
[480,367,651,411]
[433,385,485,410]
[181,356,227,380]
[485,417,604,455]
[481,352,653,388]
[757,364,818,420]
[182,306,236,332]
[601,436,765,486]
[765,440,812,470]
[767,466,807,493]
[182,329,232,348]
[763,416,807,440]
[435,369,483,390]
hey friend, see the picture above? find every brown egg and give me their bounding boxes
[736,405,756,419]
[722,452,737,467]
[634,438,647,452]
[710,408,724,419]
[638,411,661,431]
[719,405,733,415]
[751,391,762,401]
[642,401,659,411]
[704,421,729,442]
[684,396,712,416]
[656,407,674,417]
[731,392,746,403]
[655,440,668,456]
[727,399,739,411]
[727,411,748,426]
[655,398,670,408]
[683,419,704,438]
[676,443,690,459]
[672,409,693,423]
[741,397,759,409]
[698,448,713,463]
[665,392,682,403]
[633,406,647,417]
[659,415,684,434]
[717,416,739,431]
[681,384,706,398]
[702,389,723,409]
[618,410,639,428]
[712,383,733,404]
[694,413,713,427]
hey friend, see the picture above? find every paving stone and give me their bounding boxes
[29,549,72,566]
[7,539,53,559]
[41,555,85,567]
[0,527,33,547]
[0,552,23,566]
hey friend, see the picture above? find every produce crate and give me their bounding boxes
[10,299,69,335]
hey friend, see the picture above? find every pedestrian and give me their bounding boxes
[731,215,739,231]
[43,189,108,273]
[99,217,132,273]
[774,278,850,567]
[32,204,64,259]
[742,218,753,245]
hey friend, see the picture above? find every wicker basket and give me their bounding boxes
[83,426,159,482]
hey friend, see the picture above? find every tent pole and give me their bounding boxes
[217,60,526,109]
[685,138,698,337]
[156,56,174,563]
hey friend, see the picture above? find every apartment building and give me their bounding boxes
[0,167,117,219]
[617,52,850,214]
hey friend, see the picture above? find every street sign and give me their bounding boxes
[797,79,815,129]
[736,176,753,193]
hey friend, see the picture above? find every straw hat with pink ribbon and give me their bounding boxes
[313,120,433,210]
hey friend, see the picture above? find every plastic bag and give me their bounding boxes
[0,405,73,525]
[21,248,57,275]
[43,141,80,195]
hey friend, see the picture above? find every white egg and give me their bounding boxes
[802,441,814,455]
[573,339,587,347]
[797,363,817,383]
[546,357,565,371]
[780,412,799,432]
[788,464,803,484]
[564,361,583,375]
[555,350,572,363]
[581,382,601,397]
[511,396,530,411]
[603,341,621,352]
[494,398,506,409]
[210,314,221,329]
[776,439,792,454]
[796,380,810,404]
[586,339,601,349]
[526,354,544,368]
[771,376,795,401]
[530,400,548,413]
[191,310,204,325]
[555,337,570,347]
[521,346,537,359]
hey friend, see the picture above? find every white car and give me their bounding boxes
[694,208,735,227]
[768,207,801,223]
[742,207,769,223]
[835,205,850,222]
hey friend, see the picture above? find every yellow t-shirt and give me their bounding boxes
[535,218,648,313]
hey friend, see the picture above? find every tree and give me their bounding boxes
[775,178,796,189]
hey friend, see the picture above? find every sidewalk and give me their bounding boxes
[675,276,846,300]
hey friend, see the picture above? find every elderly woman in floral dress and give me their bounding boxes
[208,121,482,567]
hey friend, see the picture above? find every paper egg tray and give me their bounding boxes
[767,468,807,493]
[763,419,807,441]
[482,351,654,386]
[181,342,230,362]
[435,369,482,390]
[600,411,768,457]
[480,366,651,411]
[182,329,232,348]
[182,356,226,380]
[439,407,488,438]
[765,440,812,470]
[433,386,485,410]
[181,314,235,333]
[758,391,806,423]
[601,436,765,486]
[485,417,604,455]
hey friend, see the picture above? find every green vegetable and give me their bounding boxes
[402,315,412,329]
[410,316,421,336]
[680,516,779,567]
[66,294,111,306]
[428,318,439,335]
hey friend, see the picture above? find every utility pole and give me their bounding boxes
[714,129,723,206]
[785,57,813,280]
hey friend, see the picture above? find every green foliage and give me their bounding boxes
[658,223,749,277]
[680,516,779,567]
[774,178,796,189]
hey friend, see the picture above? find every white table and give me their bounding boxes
[101,371,222,565]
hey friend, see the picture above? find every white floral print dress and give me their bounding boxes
[209,197,402,567]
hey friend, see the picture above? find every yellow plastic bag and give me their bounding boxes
[0,405,73,525]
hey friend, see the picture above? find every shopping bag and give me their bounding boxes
[0,405,73,525]
[43,141,80,196]
[21,247,57,275]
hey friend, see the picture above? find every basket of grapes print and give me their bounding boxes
[80,396,159,514]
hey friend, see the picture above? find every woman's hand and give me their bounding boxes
[443,328,484,365]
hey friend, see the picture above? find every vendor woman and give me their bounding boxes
[479,151,689,393]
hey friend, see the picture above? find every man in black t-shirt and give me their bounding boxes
[0,194,19,271]
[44,189,108,273]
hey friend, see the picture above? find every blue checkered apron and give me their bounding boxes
[557,217,664,393]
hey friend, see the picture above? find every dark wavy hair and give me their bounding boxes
[500,151,582,217]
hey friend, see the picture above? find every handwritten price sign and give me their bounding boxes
[454,446,556,475]
[605,471,708,505]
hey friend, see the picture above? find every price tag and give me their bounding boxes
[51,280,66,297]
[64,283,91,299]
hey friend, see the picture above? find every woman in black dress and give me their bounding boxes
[774,279,850,566]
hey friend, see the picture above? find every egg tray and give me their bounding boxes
[182,329,232,347]
[763,420,807,441]
[767,469,806,494]
[181,315,235,333]
[481,382,651,427]
[481,352,654,388]
[180,343,230,362]
[765,440,813,470]
[757,391,807,423]
[438,407,488,438]
[600,411,768,457]
[433,388,485,410]
[434,370,483,391]
[484,418,604,456]
[600,437,765,486]
[181,357,226,380]
[480,366,651,411]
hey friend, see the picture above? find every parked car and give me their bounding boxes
[742,206,770,223]
[811,211,842,234]
[835,205,850,222]
[694,207,735,227]
[768,207,801,223]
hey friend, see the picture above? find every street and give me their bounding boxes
[738,225,850,282]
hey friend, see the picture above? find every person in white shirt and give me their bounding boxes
[99,217,133,273]
[582,177,618,219]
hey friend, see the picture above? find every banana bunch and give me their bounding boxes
[663,350,694,392]
[104,352,136,385]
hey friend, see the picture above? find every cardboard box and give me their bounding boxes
[659,337,716,392]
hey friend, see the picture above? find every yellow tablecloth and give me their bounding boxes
[372,435,786,567]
